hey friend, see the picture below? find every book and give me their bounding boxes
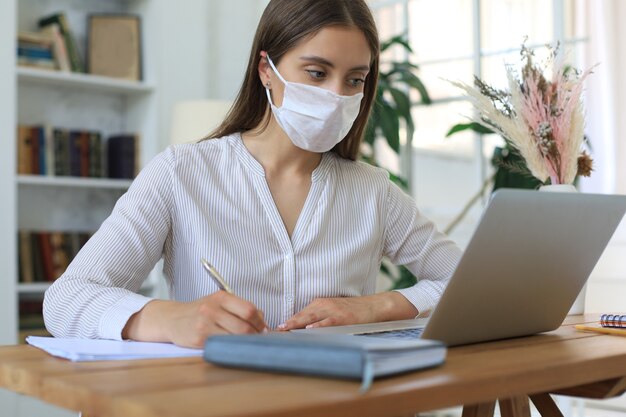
[30,233,45,282]
[40,23,71,72]
[53,128,71,176]
[30,126,40,174]
[32,126,46,175]
[88,14,142,81]
[204,333,446,392]
[16,30,57,71]
[18,231,93,284]
[39,13,84,73]
[601,314,626,328]
[69,130,82,177]
[107,134,138,179]
[38,232,55,282]
[17,31,54,47]
[18,231,34,283]
[16,56,57,70]
[49,232,70,280]
[17,125,33,174]
[88,131,103,177]
[44,125,55,177]
[17,45,54,60]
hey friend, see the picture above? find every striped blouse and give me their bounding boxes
[43,133,462,340]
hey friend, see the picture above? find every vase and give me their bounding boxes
[538,184,577,193]
[539,183,586,315]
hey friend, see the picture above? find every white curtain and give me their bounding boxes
[577,0,626,195]
[577,0,626,316]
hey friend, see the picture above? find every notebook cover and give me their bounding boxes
[204,332,445,380]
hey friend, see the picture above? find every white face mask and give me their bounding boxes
[265,56,364,153]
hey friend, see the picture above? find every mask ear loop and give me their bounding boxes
[266,56,288,85]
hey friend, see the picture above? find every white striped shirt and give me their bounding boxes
[43,133,462,340]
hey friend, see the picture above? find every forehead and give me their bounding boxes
[286,26,371,68]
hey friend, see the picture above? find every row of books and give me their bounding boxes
[18,231,92,284]
[19,299,46,330]
[17,124,140,179]
[17,13,82,72]
[18,299,50,343]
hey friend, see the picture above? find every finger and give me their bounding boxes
[279,309,323,331]
[214,309,263,334]
[183,321,229,349]
[304,317,339,329]
[220,296,267,332]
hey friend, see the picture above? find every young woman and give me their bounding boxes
[43,0,461,348]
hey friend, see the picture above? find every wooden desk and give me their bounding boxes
[2,315,626,417]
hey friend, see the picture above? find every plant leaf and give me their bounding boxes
[397,72,431,104]
[388,172,409,189]
[445,122,495,137]
[378,98,401,153]
[387,62,421,76]
[388,86,415,143]
[388,87,412,121]
[379,262,391,276]
[380,34,413,53]
[389,266,417,290]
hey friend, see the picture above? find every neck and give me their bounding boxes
[241,112,323,178]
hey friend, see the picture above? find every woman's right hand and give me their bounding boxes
[122,291,268,348]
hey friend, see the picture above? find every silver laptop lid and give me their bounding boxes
[422,189,626,346]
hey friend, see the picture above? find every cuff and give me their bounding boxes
[98,293,154,341]
[393,285,437,318]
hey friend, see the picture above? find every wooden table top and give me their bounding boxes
[2,315,626,417]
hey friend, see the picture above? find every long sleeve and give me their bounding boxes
[43,133,464,336]
[43,147,175,340]
[384,181,462,317]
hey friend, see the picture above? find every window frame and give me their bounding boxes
[368,0,586,201]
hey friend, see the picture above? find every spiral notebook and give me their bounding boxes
[600,314,626,328]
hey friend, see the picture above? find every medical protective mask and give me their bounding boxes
[265,56,364,153]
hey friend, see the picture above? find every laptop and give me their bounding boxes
[296,189,626,346]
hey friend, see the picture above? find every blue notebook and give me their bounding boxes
[204,332,446,391]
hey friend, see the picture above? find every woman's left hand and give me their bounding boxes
[277,291,418,331]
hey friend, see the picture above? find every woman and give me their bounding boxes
[43,0,462,348]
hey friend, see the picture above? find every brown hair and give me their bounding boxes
[206,0,380,161]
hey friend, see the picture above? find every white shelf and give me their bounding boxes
[17,283,51,294]
[18,282,155,295]
[16,66,155,95]
[17,175,133,190]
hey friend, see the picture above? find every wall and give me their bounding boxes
[206,0,268,100]
[157,0,267,151]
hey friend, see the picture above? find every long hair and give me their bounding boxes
[206,0,380,161]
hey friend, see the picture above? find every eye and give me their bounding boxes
[306,70,326,80]
[348,78,366,88]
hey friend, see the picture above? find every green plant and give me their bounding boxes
[362,35,431,290]
[364,35,431,157]
[445,122,542,193]
[444,122,590,233]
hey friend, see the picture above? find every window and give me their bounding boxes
[369,0,586,245]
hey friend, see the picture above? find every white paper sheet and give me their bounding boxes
[26,336,203,361]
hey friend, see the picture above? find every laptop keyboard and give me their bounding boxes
[355,327,424,339]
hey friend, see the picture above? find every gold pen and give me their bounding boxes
[201,258,234,294]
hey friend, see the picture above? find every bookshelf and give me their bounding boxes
[0,0,164,351]
[17,66,156,94]
[17,175,133,189]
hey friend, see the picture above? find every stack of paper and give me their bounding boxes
[26,336,203,361]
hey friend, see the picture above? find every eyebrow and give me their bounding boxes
[299,55,370,72]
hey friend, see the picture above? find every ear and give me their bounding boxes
[258,51,272,88]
